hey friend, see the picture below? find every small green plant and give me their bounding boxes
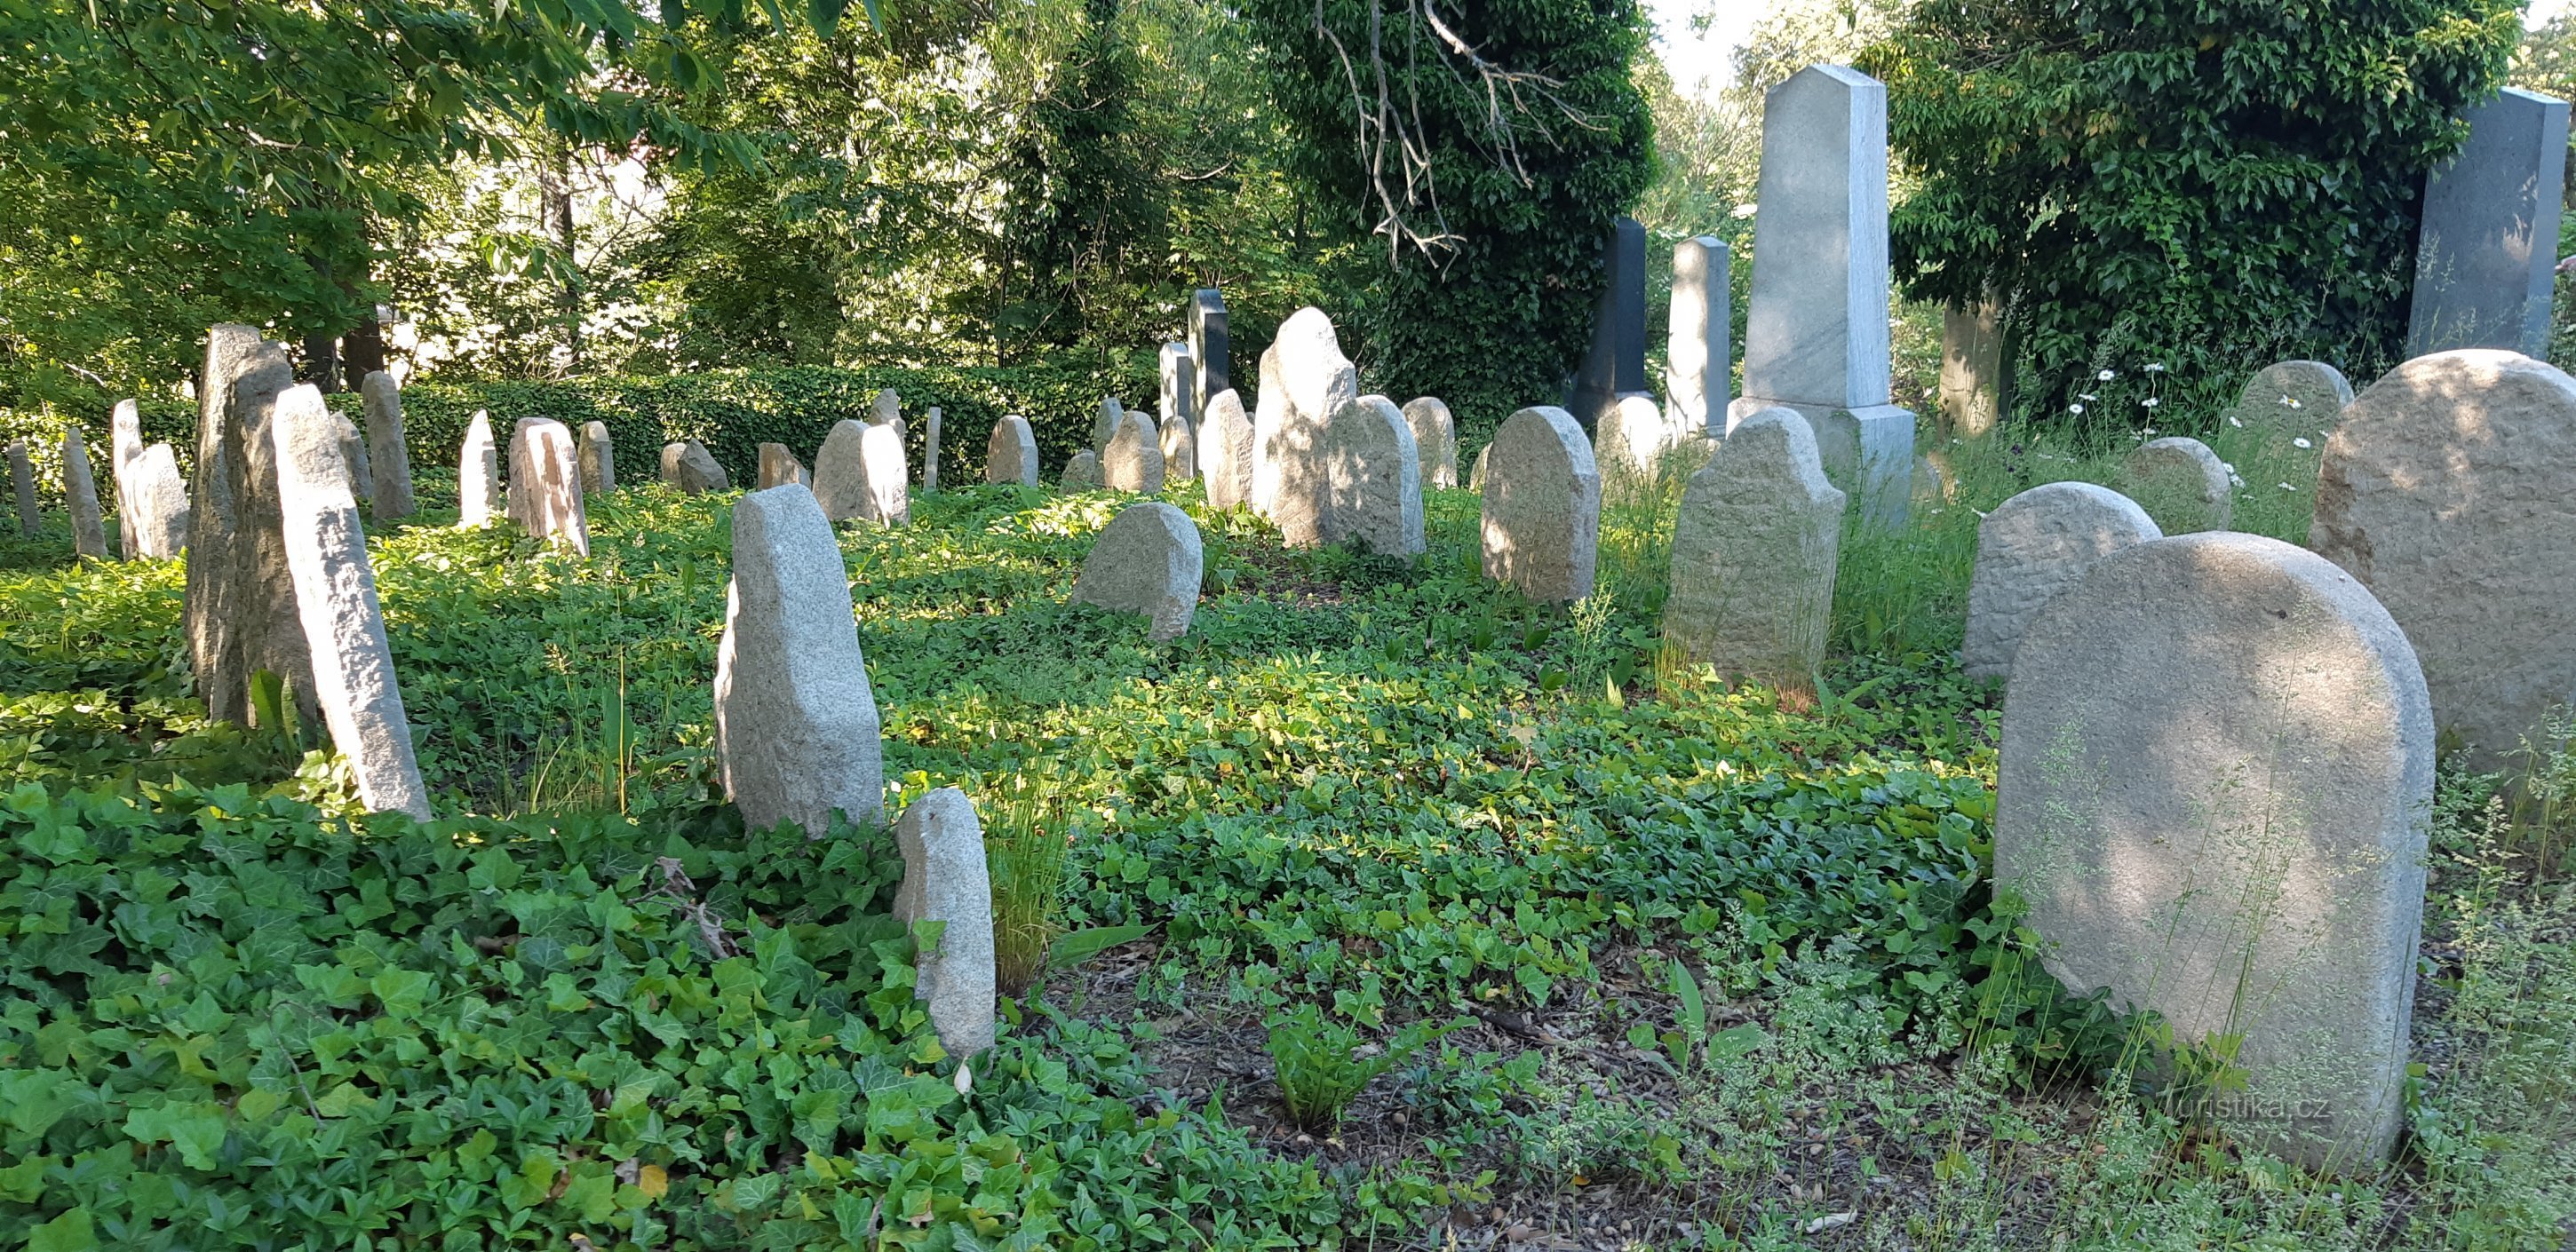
[2508,705,2576,875]
[1267,1005,1458,1132]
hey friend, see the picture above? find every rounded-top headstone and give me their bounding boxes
[579,420,615,495]
[1289,394,1422,557]
[1997,531,2432,1173]
[986,415,1039,487]
[2120,435,2232,534]
[2230,360,2353,443]
[1252,307,1359,516]
[1480,406,1600,604]
[1072,502,1204,640]
[458,411,498,526]
[1158,411,1197,484]
[1594,393,1673,494]
[1401,397,1459,489]
[507,417,591,555]
[1198,389,1255,511]
[815,420,908,525]
[1961,482,2161,682]
[2312,348,2576,770]
[1103,410,1165,494]
[1663,407,1844,695]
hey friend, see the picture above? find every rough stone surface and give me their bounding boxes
[2121,436,2233,534]
[1252,307,1361,518]
[111,400,144,558]
[123,445,188,559]
[1072,502,1204,640]
[63,428,107,558]
[2227,361,2353,446]
[2409,88,2570,359]
[1189,289,1230,415]
[186,329,314,727]
[922,407,942,491]
[1480,406,1601,604]
[757,442,810,489]
[1159,412,1197,484]
[580,421,616,494]
[894,788,997,1058]
[1469,443,1490,493]
[359,371,417,518]
[1061,449,1101,490]
[1996,532,2433,1173]
[7,439,36,537]
[1594,393,1674,495]
[714,484,885,836]
[986,416,1039,487]
[1666,236,1731,437]
[1960,482,2160,682]
[268,384,434,820]
[506,418,592,555]
[183,325,265,702]
[1159,342,1198,425]
[814,419,909,525]
[1308,395,1422,556]
[661,440,729,494]
[1197,390,1255,510]
[1103,410,1165,494]
[1939,297,2010,438]
[872,388,902,427]
[1663,408,1844,694]
[1401,397,1459,489]
[2312,349,2576,771]
[1568,217,1649,427]
[1093,397,1125,454]
[458,411,499,527]
[334,410,372,504]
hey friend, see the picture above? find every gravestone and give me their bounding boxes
[1103,410,1165,494]
[1731,66,1914,526]
[1567,217,1650,429]
[457,410,498,526]
[1469,442,1490,493]
[1160,412,1197,484]
[872,388,902,428]
[1061,449,1101,490]
[111,400,143,558]
[2226,361,2353,447]
[7,439,36,536]
[184,324,267,706]
[1480,406,1601,603]
[359,371,417,518]
[122,445,189,559]
[1960,482,2160,682]
[1938,296,2009,439]
[1198,389,1255,510]
[1666,236,1731,437]
[1996,531,2432,1173]
[1252,306,1360,519]
[2121,436,2233,534]
[894,787,997,1058]
[757,442,810,489]
[2407,88,2571,358]
[580,421,616,494]
[334,411,372,504]
[186,329,315,727]
[268,384,434,820]
[922,407,942,491]
[1663,408,1844,696]
[1189,289,1230,415]
[1159,342,1197,424]
[660,440,728,494]
[1314,395,1423,556]
[1401,397,1458,489]
[986,416,1039,487]
[1093,397,1125,455]
[1072,501,1204,640]
[714,483,885,835]
[2313,349,2576,772]
[62,428,107,558]
[507,418,591,554]
[1594,393,1673,495]
[814,419,909,525]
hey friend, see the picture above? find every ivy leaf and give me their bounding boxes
[123,1103,227,1169]
[26,1207,96,1252]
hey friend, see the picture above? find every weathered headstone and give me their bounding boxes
[7,439,36,537]
[1189,289,1230,416]
[660,440,729,494]
[506,418,591,555]
[757,442,810,489]
[1198,390,1255,510]
[186,328,314,727]
[333,411,372,505]
[986,416,1039,487]
[111,400,144,558]
[2407,88,2571,359]
[122,445,189,559]
[580,421,616,495]
[1730,66,1914,526]
[1159,412,1197,484]
[713,483,885,836]
[1960,482,2160,682]
[1666,236,1731,438]
[1594,393,1673,496]
[1072,501,1204,640]
[1567,217,1650,429]
[2225,361,2353,446]
[1996,531,2432,1173]
[894,787,997,1058]
[457,411,498,526]
[358,371,417,518]
[1061,449,1101,490]
[2313,349,2576,771]
[1663,408,1844,695]
[1093,397,1125,455]
[872,387,902,428]
[1103,410,1165,494]
[1252,306,1360,519]
[1281,394,1422,556]
[813,419,909,525]
[2121,436,2233,534]
[922,407,942,491]
[62,428,107,558]
[268,384,434,820]
[1481,406,1601,603]
[1938,296,2010,439]
[1469,442,1490,493]
[1159,342,1198,425]
[1401,397,1458,489]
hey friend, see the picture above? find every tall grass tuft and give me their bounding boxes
[982,771,1068,999]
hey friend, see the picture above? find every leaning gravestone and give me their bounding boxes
[186,329,314,728]
[1104,409,1165,494]
[1960,482,2161,682]
[1073,501,1205,640]
[1996,531,2432,1173]
[661,440,728,494]
[507,418,591,555]
[184,324,266,708]
[62,428,107,558]
[814,419,909,525]
[1253,306,1361,519]
[2313,349,2576,772]
[7,439,37,536]
[1663,408,1844,696]
[1594,393,1673,496]
[1667,235,1731,437]
[111,400,144,558]
[757,442,809,489]
[1189,288,1230,416]
[1061,449,1101,490]
[894,787,998,1058]
[580,421,616,495]
[1401,397,1459,489]
[358,371,417,519]
[1198,389,1255,511]
[269,384,434,820]
[922,407,942,491]
[1159,412,1197,484]
[2121,436,2233,534]
[714,483,885,835]
[1159,342,1197,425]
[1481,406,1601,604]
[1567,217,1650,428]
[2407,88,2571,358]
[987,416,1039,487]
[458,410,499,526]
[2226,361,2353,448]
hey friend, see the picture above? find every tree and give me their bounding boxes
[1861,0,2520,425]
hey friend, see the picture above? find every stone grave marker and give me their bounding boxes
[2225,361,2353,448]
[1159,412,1197,484]
[7,439,37,536]
[1960,481,2161,682]
[359,370,417,518]
[1159,342,1197,425]
[507,418,591,554]
[580,421,616,495]
[1061,449,1101,490]
[922,406,942,491]
[62,428,107,558]
[1189,288,1229,415]
[1401,397,1458,488]
[1663,408,1844,696]
[894,787,997,1058]
[814,419,908,525]
[2408,88,2571,358]
[1594,393,1673,496]
[2121,436,2233,534]
[187,328,314,727]
[1667,236,1731,438]
[1568,217,1650,428]
[111,399,143,557]
[1093,397,1125,455]
[986,416,1038,487]
[458,411,498,526]
[1073,501,1204,640]
[1480,405,1601,604]
[1198,389,1254,510]
[713,483,885,835]
[1252,306,1360,520]
[757,442,810,489]
[661,440,728,494]
[1104,409,1165,494]
[123,442,191,559]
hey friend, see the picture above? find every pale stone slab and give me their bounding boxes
[2313,349,2576,771]
[333,410,372,505]
[1309,395,1423,556]
[2121,436,2233,534]
[186,329,313,727]
[1073,501,1204,640]
[894,787,997,1057]
[268,384,433,820]
[1664,408,1844,694]
[1159,412,1197,484]
[1594,393,1673,495]
[1938,297,2009,438]
[184,324,266,696]
[458,411,498,527]
[873,388,902,427]
[1189,289,1230,415]
[986,416,1038,487]
[123,445,188,559]
[1469,442,1490,493]
[757,442,810,489]
[1568,217,1649,427]
[1666,236,1731,437]
[2408,88,2570,358]
[713,484,884,836]
[922,407,942,491]
[1103,410,1165,494]
[815,419,909,525]
[1061,449,1101,490]
[111,400,143,558]
[1402,397,1459,489]
[580,421,616,495]
[507,418,591,555]
[1093,397,1125,454]
[1159,342,1197,424]
[7,439,36,536]
[1997,531,2432,1173]
[1198,389,1255,510]
[358,371,416,519]
[660,440,728,494]
[62,428,107,558]
[1741,66,1893,411]
[2227,361,2352,446]
[1481,406,1601,603]
[1960,482,2160,682]
[1252,307,1359,518]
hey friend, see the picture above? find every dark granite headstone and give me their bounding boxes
[1565,217,1649,431]
[1189,289,1230,416]
[2408,88,2571,359]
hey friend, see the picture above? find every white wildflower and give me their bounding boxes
[1730,202,1758,219]
[2279,481,2296,490]
[2228,416,2243,428]
[2068,402,2086,415]
[2294,437,2313,449]
[2141,397,2160,408]
[2144,362,2166,373]
[2097,368,2116,382]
